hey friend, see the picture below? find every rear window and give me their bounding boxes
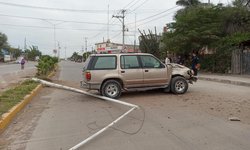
[83,56,91,71]
[92,56,116,70]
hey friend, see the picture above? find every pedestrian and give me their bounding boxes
[165,57,170,64]
[191,52,200,76]
[21,58,25,70]
[177,56,184,65]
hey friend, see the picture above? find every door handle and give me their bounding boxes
[145,70,149,72]
[121,71,125,73]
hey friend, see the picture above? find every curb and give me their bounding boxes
[199,77,250,87]
[0,84,43,132]
[0,64,58,132]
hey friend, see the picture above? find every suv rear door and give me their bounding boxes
[119,55,144,88]
[140,55,168,86]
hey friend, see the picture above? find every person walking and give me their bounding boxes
[20,58,25,70]
[191,52,200,76]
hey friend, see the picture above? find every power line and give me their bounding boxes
[126,0,143,10]
[137,10,177,27]
[0,23,121,32]
[127,6,179,25]
[123,0,138,9]
[129,0,150,13]
[0,1,115,13]
[0,13,120,26]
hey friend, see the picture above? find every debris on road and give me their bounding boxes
[229,117,241,121]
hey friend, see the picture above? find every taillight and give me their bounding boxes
[85,72,91,81]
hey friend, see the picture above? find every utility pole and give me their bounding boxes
[64,46,67,60]
[113,9,126,51]
[107,4,110,40]
[24,37,27,50]
[134,13,137,52]
[57,42,61,59]
[85,37,88,61]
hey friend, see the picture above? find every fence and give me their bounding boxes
[231,49,250,74]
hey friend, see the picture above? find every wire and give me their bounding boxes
[127,6,179,25]
[111,31,122,39]
[127,0,143,10]
[0,13,119,26]
[137,10,177,27]
[130,0,150,13]
[0,23,121,32]
[87,106,145,135]
[123,0,138,9]
[0,1,115,13]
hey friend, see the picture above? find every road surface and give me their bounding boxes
[1,61,250,150]
[0,62,37,92]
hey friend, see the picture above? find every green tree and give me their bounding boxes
[162,2,250,73]
[138,29,161,59]
[9,48,22,59]
[25,45,42,61]
[0,32,8,49]
[176,0,201,7]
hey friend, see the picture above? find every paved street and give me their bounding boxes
[1,61,250,150]
[0,62,37,92]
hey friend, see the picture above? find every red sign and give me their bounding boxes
[97,47,105,51]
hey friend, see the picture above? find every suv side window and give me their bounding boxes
[140,55,164,68]
[92,56,116,70]
[121,55,140,69]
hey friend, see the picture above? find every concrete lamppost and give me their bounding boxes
[43,20,65,57]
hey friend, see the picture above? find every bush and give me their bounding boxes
[36,55,58,76]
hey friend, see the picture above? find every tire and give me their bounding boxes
[101,80,122,99]
[171,76,188,94]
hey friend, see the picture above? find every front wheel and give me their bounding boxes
[101,80,122,99]
[171,76,188,94]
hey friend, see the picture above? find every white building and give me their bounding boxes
[95,40,140,54]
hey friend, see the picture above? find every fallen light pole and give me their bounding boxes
[32,78,139,150]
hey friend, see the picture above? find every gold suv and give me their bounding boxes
[81,53,197,99]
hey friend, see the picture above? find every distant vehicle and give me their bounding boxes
[80,53,197,99]
[15,57,22,64]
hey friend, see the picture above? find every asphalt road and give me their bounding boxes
[0,62,37,91]
[1,61,250,150]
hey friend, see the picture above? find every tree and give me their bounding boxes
[9,48,22,59]
[162,2,250,73]
[233,0,250,7]
[138,29,162,59]
[176,0,201,7]
[25,45,42,61]
[0,32,8,49]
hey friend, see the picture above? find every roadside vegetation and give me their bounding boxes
[0,55,58,118]
[0,80,38,117]
[36,55,58,77]
[139,0,250,73]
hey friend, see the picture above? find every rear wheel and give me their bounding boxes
[171,76,188,94]
[101,80,122,99]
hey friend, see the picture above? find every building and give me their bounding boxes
[95,40,139,54]
[0,49,13,62]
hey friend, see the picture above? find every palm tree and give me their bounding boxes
[176,0,201,8]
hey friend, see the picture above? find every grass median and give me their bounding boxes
[0,80,39,117]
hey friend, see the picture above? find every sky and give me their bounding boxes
[0,0,231,58]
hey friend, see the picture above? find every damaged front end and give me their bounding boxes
[170,63,198,84]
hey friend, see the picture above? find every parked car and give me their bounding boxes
[80,53,197,99]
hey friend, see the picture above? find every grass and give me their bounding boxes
[0,80,39,117]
